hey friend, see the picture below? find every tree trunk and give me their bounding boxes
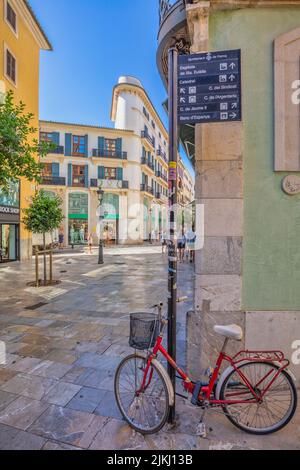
[43,233,47,286]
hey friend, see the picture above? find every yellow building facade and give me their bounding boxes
[0,0,51,262]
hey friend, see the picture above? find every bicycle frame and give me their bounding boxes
[138,334,290,407]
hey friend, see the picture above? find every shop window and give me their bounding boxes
[275,27,300,171]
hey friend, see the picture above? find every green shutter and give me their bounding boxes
[98,137,105,154]
[84,165,89,187]
[65,133,72,156]
[68,163,72,186]
[52,163,59,177]
[116,168,123,181]
[85,135,89,157]
[52,132,60,145]
[98,166,105,179]
[116,138,122,153]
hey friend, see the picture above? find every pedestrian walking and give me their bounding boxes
[87,233,93,254]
[177,232,186,263]
[58,228,64,250]
[186,226,196,264]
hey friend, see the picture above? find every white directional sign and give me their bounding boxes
[178,49,242,124]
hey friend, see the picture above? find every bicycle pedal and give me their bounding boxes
[191,381,202,405]
[196,422,207,438]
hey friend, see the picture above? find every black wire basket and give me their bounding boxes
[129,312,159,350]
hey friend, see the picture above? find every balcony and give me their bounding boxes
[141,157,155,172]
[41,176,66,186]
[156,149,168,164]
[92,149,127,160]
[155,171,168,183]
[140,184,154,196]
[90,179,129,190]
[141,131,155,150]
[72,176,85,188]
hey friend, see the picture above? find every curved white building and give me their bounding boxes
[38,77,194,246]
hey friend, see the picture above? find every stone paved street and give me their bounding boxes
[0,246,299,450]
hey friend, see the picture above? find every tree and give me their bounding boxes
[23,190,64,285]
[0,90,52,194]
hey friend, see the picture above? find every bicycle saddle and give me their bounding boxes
[214,324,243,341]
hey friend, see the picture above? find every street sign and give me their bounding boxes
[178,49,242,125]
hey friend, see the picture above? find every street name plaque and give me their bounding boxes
[178,49,242,125]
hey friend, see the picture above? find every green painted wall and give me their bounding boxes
[210,8,300,310]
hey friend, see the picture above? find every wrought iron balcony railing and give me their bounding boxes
[140,184,154,195]
[92,149,127,160]
[41,176,66,186]
[159,0,187,25]
[141,131,155,148]
[90,179,129,190]
[141,157,155,172]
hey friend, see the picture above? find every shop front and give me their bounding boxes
[102,193,119,245]
[0,181,20,263]
[68,193,88,245]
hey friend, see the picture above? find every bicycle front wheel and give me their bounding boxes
[114,354,170,435]
[220,361,297,435]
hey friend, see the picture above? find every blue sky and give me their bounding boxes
[30,0,194,175]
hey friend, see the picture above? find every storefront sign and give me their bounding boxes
[0,206,20,215]
[178,49,242,124]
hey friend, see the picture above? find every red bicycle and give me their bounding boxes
[114,300,297,435]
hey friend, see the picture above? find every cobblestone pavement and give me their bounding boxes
[0,246,299,450]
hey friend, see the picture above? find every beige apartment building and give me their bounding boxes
[39,76,194,246]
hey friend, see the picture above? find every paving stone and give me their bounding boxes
[94,390,123,420]
[44,350,77,365]
[0,369,17,387]
[0,423,20,449]
[0,373,56,400]
[43,440,82,450]
[0,391,18,412]
[10,357,42,373]
[27,361,72,380]
[62,366,87,384]
[43,381,82,406]
[74,353,119,370]
[89,418,148,450]
[67,387,107,413]
[1,430,46,450]
[28,405,104,449]
[0,397,49,430]
[75,368,109,388]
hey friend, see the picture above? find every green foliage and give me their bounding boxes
[0,90,54,194]
[23,190,64,235]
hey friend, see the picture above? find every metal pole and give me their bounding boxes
[50,250,53,284]
[167,47,178,424]
[35,248,39,288]
[98,190,104,265]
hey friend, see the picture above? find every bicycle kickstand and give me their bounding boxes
[196,406,208,438]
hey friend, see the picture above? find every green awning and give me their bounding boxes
[68,214,88,220]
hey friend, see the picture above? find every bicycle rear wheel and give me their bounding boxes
[114,354,170,435]
[220,361,297,435]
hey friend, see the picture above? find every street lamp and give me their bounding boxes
[149,207,153,244]
[97,188,104,265]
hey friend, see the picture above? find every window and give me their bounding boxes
[42,163,52,177]
[5,48,16,85]
[6,2,17,33]
[105,168,117,180]
[72,136,86,156]
[40,132,53,143]
[105,139,116,153]
[151,120,156,130]
[143,107,150,121]
[72,165,85,187]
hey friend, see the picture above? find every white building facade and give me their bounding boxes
[39,77,194,246]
